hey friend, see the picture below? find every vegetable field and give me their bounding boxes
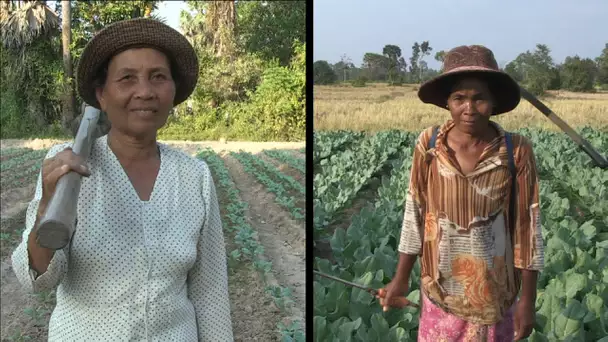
[0,141,306,342]
[312,128,608,341]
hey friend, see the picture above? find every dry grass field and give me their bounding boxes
[314,83,608,132]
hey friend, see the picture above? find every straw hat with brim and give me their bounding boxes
[76,18,198,109]
[418,45,520,115]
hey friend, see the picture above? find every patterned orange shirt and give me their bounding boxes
[398,120,544,325]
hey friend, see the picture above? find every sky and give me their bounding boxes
[152,1,188,33]
[313,0,608,69]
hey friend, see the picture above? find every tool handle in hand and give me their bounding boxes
[36,106,100,250]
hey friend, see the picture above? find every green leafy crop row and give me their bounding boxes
[313,128,608,341]
[264,149,306,174]
[197,149,305,342]
[1,149,48,172]
[313,131,414,239]
[231,151,305,221]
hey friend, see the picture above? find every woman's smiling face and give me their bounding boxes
[95,47,177,139]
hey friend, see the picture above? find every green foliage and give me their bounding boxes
[363,53,389,81]
[560,56,598,92]
[66,1,160,62]
[161,41,305,142]
[0,34,64,138]
[595,43,608,86]
[228,42,306,141]
[382,44,406,85]
[314,60,337,85]
[236,1,306,66]
[352,76,368,88]
[198,149,305,340]
[504,44,560,95]
[1,0,159,138]
[3,0,306,141]
[161,1,305,142]
[313,127,608,341]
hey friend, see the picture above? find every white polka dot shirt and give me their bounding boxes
[11,135,234,341]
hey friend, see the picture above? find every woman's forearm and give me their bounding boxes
[395,252,418,283]
[519,269,538,303]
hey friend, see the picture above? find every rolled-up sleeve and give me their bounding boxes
[11,143,72,293]
[513,137,544,271]
[398,130,431,256]
[187,165,233,341]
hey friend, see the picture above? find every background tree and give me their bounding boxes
[1,1,59,50]
[504,44,558,95]
[435,50,446,71]
[236,1,305,66]
[434,50,446,63]
[313,60,337,85]
[409,41,432,83]
[1,0,60,133]
[417,41,432,82]
[382,44,402,84]
[333,54,354,82]
[409,42,420,82]
[61,0,74,134]
[170,0,305,141]
[596,43,608,87]
[560,56,597,92]
[205,1,236,58]
[362,52,389,81]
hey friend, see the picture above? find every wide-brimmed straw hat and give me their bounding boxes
[76,18,199,109]
[418,45,520,115]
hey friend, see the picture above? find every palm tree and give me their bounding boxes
[0,1,10,22]
[1,0,60,129]
[207,1,236,58]
[0,0,59,50]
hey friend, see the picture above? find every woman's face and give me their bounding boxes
[95,47,176,139]
[446,77,494,135]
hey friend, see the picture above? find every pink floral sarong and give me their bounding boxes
[417,293,515,342]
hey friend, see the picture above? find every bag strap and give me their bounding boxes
[505,132,517,234]
[428,126,439,149]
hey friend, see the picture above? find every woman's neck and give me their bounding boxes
[450,122,497,148]
[107,129,158,162]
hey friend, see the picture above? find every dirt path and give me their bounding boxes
[224,239,282,342]
[222,155,306,326]
[0,141,305,341]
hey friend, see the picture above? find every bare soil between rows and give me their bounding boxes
[222,155,306,324]
[0,141,305,341]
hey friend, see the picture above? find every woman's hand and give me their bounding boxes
[376,279,410,312]
[514,297,535,340]
[39,147,91,210]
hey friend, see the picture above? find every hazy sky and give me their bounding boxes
[313,0,608,69]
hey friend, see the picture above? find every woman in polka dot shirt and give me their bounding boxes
[11,19,234,341]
